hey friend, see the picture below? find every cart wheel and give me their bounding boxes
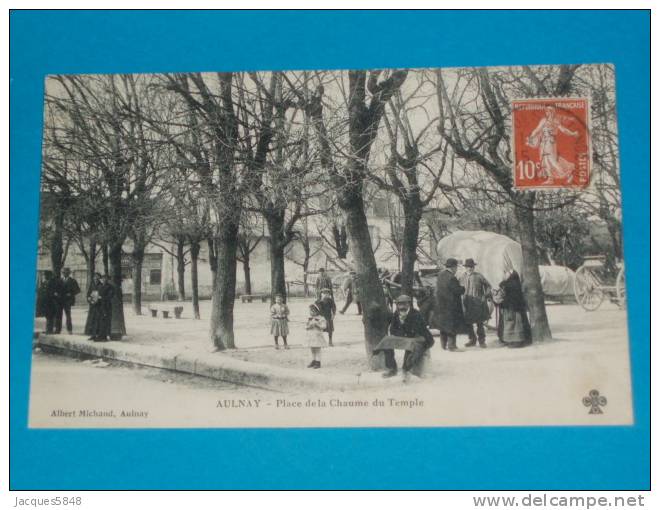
[574,266,605,311]
[615,266,626,308]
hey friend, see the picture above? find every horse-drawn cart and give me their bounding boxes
[573,256,626,311]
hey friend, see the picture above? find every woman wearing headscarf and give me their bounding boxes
[496,269,532,348]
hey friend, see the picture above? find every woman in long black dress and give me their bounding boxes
[85,273,102,340]
[97,275,115,341]
[85,273,109,341]
[497,269,532,348]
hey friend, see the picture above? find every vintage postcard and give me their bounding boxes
[29,63,632,428]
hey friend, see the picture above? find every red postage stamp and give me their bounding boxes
[511,97,591,190]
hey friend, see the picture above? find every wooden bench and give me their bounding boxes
[240,294,269,303]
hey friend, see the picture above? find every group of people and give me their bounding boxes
[377,257,532,379]
[269,279,337,369]
[277,261,533,376]
[432,257,532,351]
[36,269,115,342]
[36,268,81,335]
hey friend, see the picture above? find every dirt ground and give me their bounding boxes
[34,298,631,380]
[31,299,634,427]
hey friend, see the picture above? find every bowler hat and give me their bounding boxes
[395,294,412,304]
[464,258,476,268]
[445,258,458,268]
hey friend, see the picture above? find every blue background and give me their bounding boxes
[10,10,650,490]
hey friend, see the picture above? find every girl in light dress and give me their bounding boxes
[270,294,290,349]
[305,304,327,369]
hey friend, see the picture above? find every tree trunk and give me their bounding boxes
[190,241,201,319]
[242,256,252,296]
[400,203,422,296]
[131,249,144,316]
[102,243,109,276]
[342,190,390,366]
[50,210,65,278]
[85,238,97,293]
[207,237,217,291]
[176,238,186,301]
[209,220,239,350]
[108,241,126,339]
[332,224,349,259]
[131,260,143,315]
[266,212,287,303]
[302,245,310,297]
[514,203,552,342]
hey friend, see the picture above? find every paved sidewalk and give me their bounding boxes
[35,332,400,391]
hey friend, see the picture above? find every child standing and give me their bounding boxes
[305,304,327,369]
[270,294,290,349]
[315,287,336,346]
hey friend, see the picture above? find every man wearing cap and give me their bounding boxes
[459,258,492,348]
[55,267,81,334]
[432,258,466,351]
[378,294,435,379]
[314,268,334,301]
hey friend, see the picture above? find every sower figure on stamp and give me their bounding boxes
[314,267,334,300]
[374,294,434,381]
[55,267,81,334]
[432,258,467,352]
[315,287,336,347]
[339,270,362,315]
[527,105,579,184]
[459,258,492,348]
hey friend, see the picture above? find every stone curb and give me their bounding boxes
[35,333,392,392]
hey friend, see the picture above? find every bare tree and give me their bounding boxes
[436,65,584,341]
[285,214,324,296]
[44,74,169,338]
[300,69,409,363]
[369,75,454,294]
[235,211,265,297]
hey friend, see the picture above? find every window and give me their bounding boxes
[149,269,162,285]
[372,197,389,218]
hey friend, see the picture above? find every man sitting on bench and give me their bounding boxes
[375,294,435,380]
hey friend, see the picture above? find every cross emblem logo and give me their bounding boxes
[583,389,607,414]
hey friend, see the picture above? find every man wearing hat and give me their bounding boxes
[459,258,492,348]
[376,294,434,379]
[55,267,81,334]
[431,258,466,351]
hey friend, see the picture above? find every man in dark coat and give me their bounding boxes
[37,270,62,334]
[432,258,466,351]
[377,294,435,379]
[314,268,334,300]
[55,267,81,334]
[315,287,337,346]
[459,258,492,348]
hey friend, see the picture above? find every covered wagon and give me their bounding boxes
[435,231,576,301]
